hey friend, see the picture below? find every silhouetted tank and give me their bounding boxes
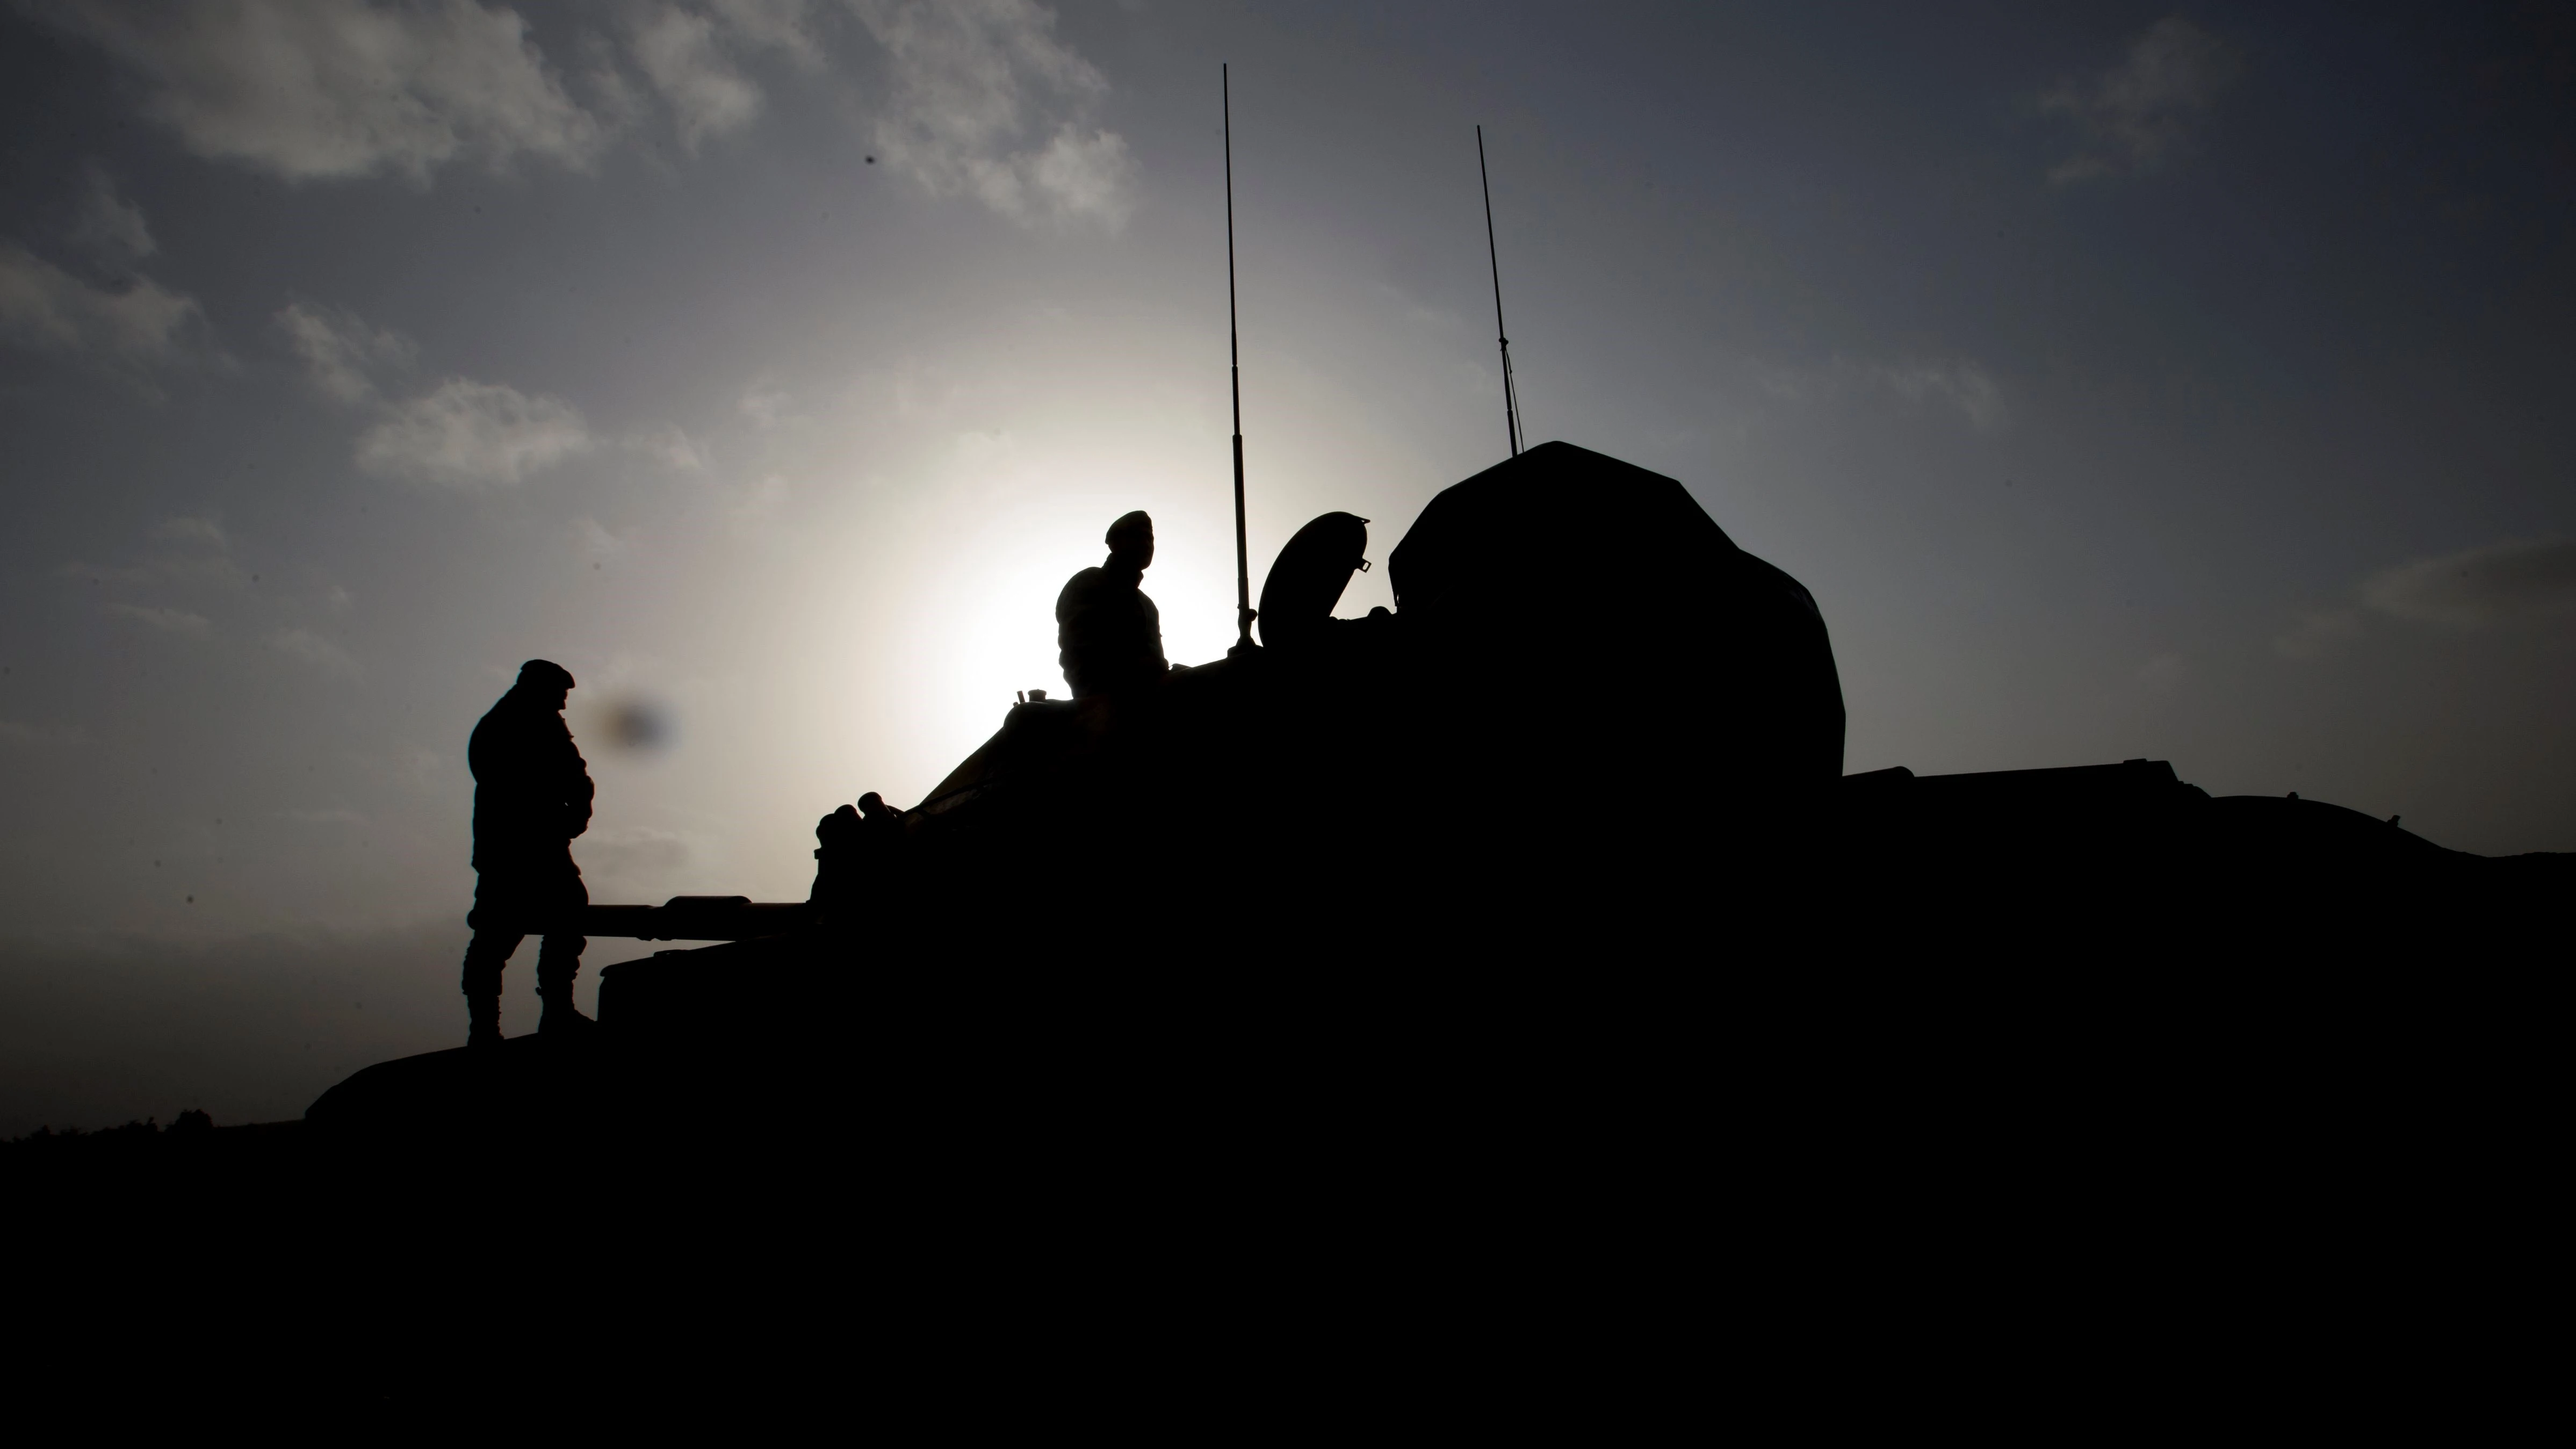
[309,441,2567,1134]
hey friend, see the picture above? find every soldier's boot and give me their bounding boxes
[536,935,595,1035]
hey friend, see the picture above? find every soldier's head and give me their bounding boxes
[516,658,574,711]
[1106,510,1154,571]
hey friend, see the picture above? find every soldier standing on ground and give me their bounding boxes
[1056,510,1169,700]
[460,659,595,1048]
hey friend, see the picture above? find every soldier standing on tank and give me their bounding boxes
[460,659,595,1048]
[1056,510,1168,700]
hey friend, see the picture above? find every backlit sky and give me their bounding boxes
[5,1,2572,1132]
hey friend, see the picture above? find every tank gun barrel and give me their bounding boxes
[579,896,812,942]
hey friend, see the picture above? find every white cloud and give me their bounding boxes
[282,302,597,491]
[2360,538,2576,628]
[62,554,249,592]
[355,377,591,487]
[1875,359,2008,432]
[630,423,710,471]
[38,1,1127,214]
[106,603,213,638]
[269,626,359,678]
[732,474,790,530]
[631,4,764,151]
[738,381,796,427]
[1023,125,1132,225]
[852,0,1137,228]
[275,300,416,403]
[2041,17,2241,184]
[573,516,634,560]
[37,0,612,184]
[0,243,206,370]
[1749,360,1816,406]
[1753,355,2009,431]
[710,0,822,64]
[2276,537,2576,660]
[153,516,230,551]
[60,519,249,591]
[391,742,446,795]
[0,174,211,383]
[69,165,156,269]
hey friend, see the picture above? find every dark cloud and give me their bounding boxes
[275,299,416,403]
[2041,16,2242,183]
[0,242,207,370]
[67,163,155,269]
[2277,538,2576,659]
[34,0,612,183]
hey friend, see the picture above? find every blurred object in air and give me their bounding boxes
[600,696,674,753]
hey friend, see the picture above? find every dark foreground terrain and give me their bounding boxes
[13,759,2555,1427]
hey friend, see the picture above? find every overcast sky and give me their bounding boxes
[4,1,2571,1132]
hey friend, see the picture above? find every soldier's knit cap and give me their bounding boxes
[1106,510,1152,549]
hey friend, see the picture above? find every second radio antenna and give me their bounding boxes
[1224,64,1254,653]
[1477,124,1522,458]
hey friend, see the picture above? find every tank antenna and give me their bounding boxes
[1477,125,1522,458]
[1224,64,1255,654]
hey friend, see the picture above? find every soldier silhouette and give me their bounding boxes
[807,790,905,922]
[459,659,595,1048]
[1056,510,1168,700]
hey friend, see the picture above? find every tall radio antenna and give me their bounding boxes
[1224,64,1254,653]
[1477,125,1522,458]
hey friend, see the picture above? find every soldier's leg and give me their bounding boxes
[535,856,594,1033]
[460,927,523,1050]
[536,932,593,1033]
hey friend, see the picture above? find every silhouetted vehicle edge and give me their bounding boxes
[307,442,2567,1136]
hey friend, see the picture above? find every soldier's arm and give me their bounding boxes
[1142,593,1168,667]
[566,740,595,839]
